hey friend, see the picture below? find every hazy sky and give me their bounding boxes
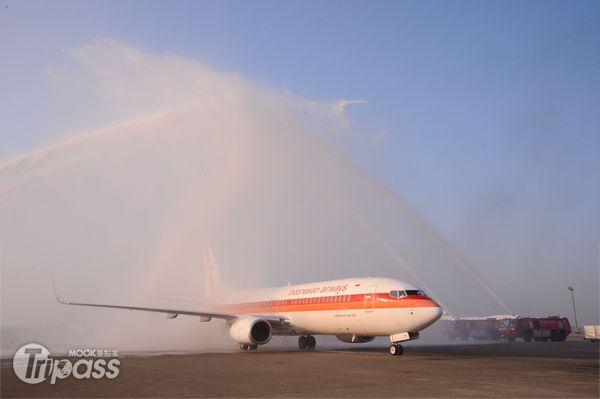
[1,0,599,341]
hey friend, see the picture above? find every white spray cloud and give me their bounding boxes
[1,41,512,355]
[367,127,390,140]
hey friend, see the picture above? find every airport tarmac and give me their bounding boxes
[1,341,598,398]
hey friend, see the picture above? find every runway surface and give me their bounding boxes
[1,341,598,398]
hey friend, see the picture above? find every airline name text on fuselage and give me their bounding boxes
[287,284,348,296]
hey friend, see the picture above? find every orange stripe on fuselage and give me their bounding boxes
[217,293,440,314]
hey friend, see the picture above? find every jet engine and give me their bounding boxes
[335,334,375,343]
[229,316,272,345]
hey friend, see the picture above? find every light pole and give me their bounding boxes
[568,286,579,334]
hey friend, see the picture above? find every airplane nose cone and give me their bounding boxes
[416,303,443,330]
[431,305,443,322]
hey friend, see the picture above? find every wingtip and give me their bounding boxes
[49,272,67,304]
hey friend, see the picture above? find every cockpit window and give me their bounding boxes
[389,290,407,298]
[405,289,427,296]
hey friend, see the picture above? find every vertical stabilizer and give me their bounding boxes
[202,239,228,301]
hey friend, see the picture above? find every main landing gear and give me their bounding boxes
[298,335,316,351]
[239,344,258,351]
[389,343,404,356]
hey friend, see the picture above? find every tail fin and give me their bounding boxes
[202,239,228,300]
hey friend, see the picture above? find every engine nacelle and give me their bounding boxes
[336,334,375,344]
[229,317,272,345]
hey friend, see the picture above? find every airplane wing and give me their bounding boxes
[50,274,291,329]
[56,298,239,320]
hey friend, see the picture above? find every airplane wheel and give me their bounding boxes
[389,343,403,356]
[240,344,249,351]
[249,344,258,350]
[307,335,316,350]
[298,336,308,350]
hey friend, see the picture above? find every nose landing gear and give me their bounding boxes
[389,343,404,356]
[298,335,316,351]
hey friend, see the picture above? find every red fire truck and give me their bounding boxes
[497,316,571,342]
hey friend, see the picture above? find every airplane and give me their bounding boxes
[52,241,443,356]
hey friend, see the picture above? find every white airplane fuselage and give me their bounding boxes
[216,277,442,337]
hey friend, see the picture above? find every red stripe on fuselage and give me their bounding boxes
[217,293,440,315]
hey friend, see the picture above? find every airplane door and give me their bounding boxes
[364,285,376,313]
